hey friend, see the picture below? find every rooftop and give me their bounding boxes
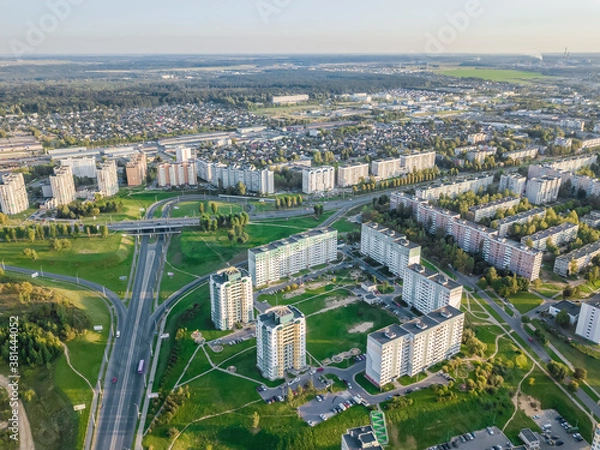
[468,197,519,213]
[552,300,581,317]
[555,239,600,262]
[525,222,578,242]
[249,227,336,254]
[258,305,304,328]
[496,207,546,226]
[341,426,383,450]
[407,264,462,290]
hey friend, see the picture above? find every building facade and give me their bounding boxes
[256,306,306,380]
[467,197,520,223]
[371,157,403,180]
[50,165,77,207]
[302,166,335,194]
[499,173,527,196]
[576,301,600,345]
[248,228,337,286]
[337,162,369,187]
[399,151,436,173]
[125,152,148,187]
[495,208,546,237]
[554,241,600,277]
[58,156,97,179]
[96,160,119,198]
[521,222,578,251]
[157,161,198,187]
[415,175,494,201]
[365,306,464,387]
[526,176,561,205]
[486,237,543,281]
[360,222,421,279]
[210,267,253,331]
[175,146,193,163]
[402,264,463,314]
[0,173,29,215]
[197,161,275,194]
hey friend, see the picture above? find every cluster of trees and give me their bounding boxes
[0,322,62,367]
[312,150,336,165]
[22,248,38,261]
[354,167,440,195]
[0,222,108,243]
[507,207,578,240]
[151,386,190,431]
[462,328,487,357]
[463,360,507,395]
[49,238,73,252]
[275,195,303,209]
[274,167,303,190]
[477,267,530,298]
[56,199,123,220]
[313,204,324,217]
[199,211,250,244]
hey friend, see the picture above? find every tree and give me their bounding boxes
[568,380,580,393]
[547,361,569,381]
[235,181,247,196]
[168,427,179,438]
[527,377,536,386]
[210,202,218,215]
[28,228,36,243]
[251,411,260,430]
[23,389,35,402]
[100,225,109,239]
[568,259,578,275]
[555,309,570,328]
[199,202,205,214]
[286,387,293,402]
[573,367,587,380]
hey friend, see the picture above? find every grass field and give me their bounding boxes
[508,292,544,314]
[169,200,244,219]
[306,302,396,362]
[0,234,135,297]
[439,67,550,83]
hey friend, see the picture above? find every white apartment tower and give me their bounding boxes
[175,146,193,163]
[210,267,253,331]
[50,165,77,206]
[157,161,198,187]
[402,264,463,314]
[0,172,29,215]
[371,158,403,180]
[248,228,337,287]
[337,162,369,187]
[365,306,464,387]
[256,306,306,381]
[576,301,600,345]
[97,160,119,198]
[526,176,561,205]
[302,166,335,194]
[499,173,527,196]
[58,156,97,179]
[360,222,421,279]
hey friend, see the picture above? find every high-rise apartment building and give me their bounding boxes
[50,165,77,206]
[402,264,463,314]
[248,228,337,287]
[360,222,421,279]
[575,301,600,345]
[526,176,561,205]
[592,423,600,450]
[302,166,335,194]
[0,173,29,215]
[58,156,97,179]
[499,173,527,196]
[399,151,436,173]
[175,146,193,163]
[125,152,148,187]
[337,162,369,187]
[365,306,464,387]
[256,306,306,380]
[157,161,198,187]
[97,160,119,198]
[210,267,253,331]
[371,157,403,180]
[197,161,274,194]
[486,236,543,282]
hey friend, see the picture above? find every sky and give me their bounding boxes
[1,0,599,56]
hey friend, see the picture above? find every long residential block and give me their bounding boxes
[495,208,546,237]
[360,222,421,279]
[302,166,335,194]
[521,222,579,251]
[337,162,369,187]
[467,197,521,222]
[415,174,494,201]
[248,228,337,287]
[365,306,464,387]
[486,236,543,281]
[554,240,600,277]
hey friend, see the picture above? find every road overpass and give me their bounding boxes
[107,218,200,234]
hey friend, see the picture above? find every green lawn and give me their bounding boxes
[331,217,360,234]
[439,67,550,83]
[306,302,396,362]
[170,200,243,218]
[1,234,134,297]
[507,292,544,314]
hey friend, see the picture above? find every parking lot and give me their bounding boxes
[297,390,359,426]
[428,426,511,450]
[531,409,588,449]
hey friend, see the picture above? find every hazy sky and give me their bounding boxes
[1,0,599,56]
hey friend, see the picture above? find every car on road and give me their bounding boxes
[112,376,117,383]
